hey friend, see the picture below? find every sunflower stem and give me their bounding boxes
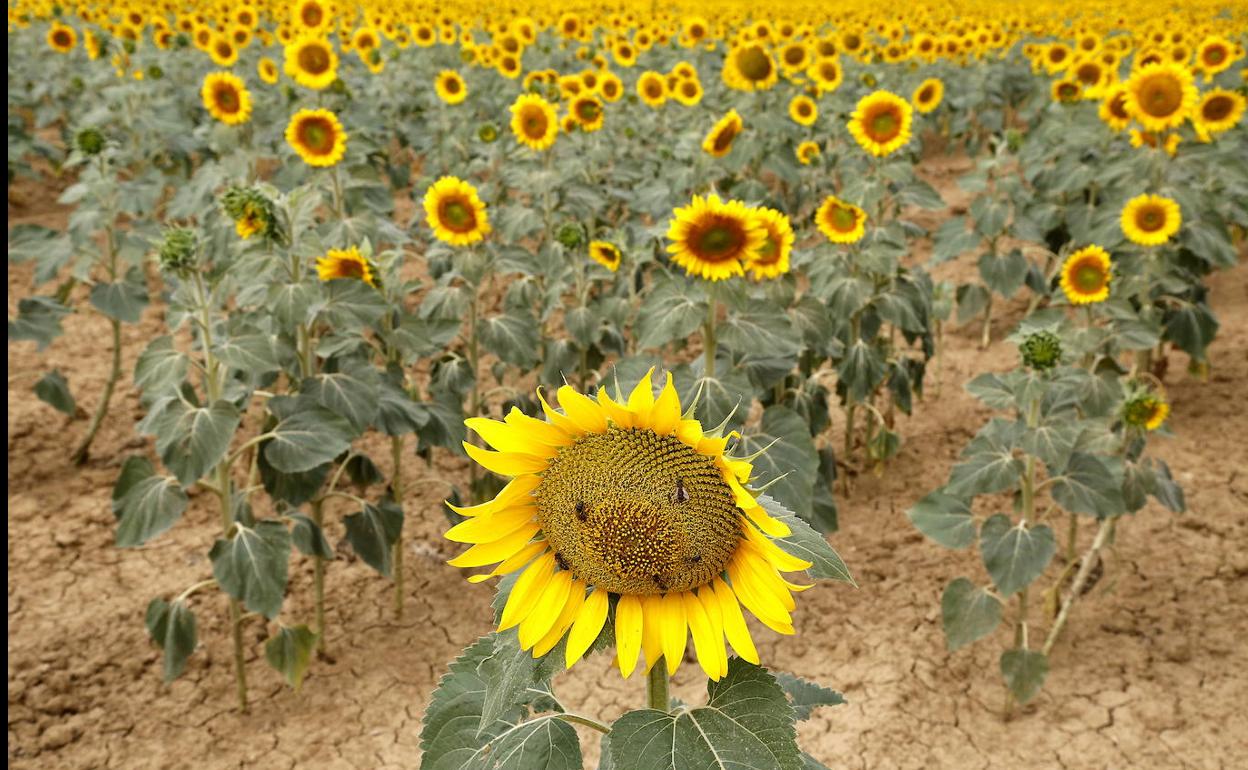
[703,295,718,380]
[1043,517,1114,656]
[391,433,406,619]
[647,661,670,712]
[311,498,327,654]
[1066,511,1079,564]
[72,222,121,464]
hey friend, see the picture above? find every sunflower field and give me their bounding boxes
[7,0,1248,768]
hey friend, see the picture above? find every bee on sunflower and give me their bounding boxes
[201,72,252,126]
[666,194,765,282]
[1120,194,1181,246]
[848,90,913,157]
[815,196,867,244]
[1059,245,1112,305]
[702,109,744,158]
[423,176,490,247]
[509,93,558,151]
[285,108,348,167]
[316,246,377,287]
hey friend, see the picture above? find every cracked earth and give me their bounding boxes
[8,158,1248,769]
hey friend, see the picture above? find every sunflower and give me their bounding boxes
[1124,63,1197,133]
[284,35,338,90]
[666,194,765,282]
[807,58,843,94]
[1099,84,1132,131]
[724,43,778,91]
[510,93,558,151]
[292,0,332,35]
[258,57,279,84]
[913,78,944,113]
[1193,88,1245,139]
[1121,194,1181,246]
[285,108,348,167]
[569,95,604,132]
[1060,245,1112,305]
[1052,77,1083,104]
[424,176,490,247]
[745,208,794,281]
[671,78,703,107]
[1195,35,1234,79]
[209,35,239,67]
[795,140,821,165]
[588,241,621,272]
[848,91,913,157]
[598,71,623,102]
[47,22,77,53]
[637,71,667,107]
[1122,392,1170,431]
[788,95,817,126]
[816,196,867,244]
[201,72,252,126]
[434,70,467,105]
[316,247,376,287]
[447,372,819,680]
[779,41,811,74]
[702,109,744,158]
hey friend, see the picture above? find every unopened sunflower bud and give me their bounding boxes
[556,223,584,249]
[1122,392,1169,431]
[75,127,106,156]
[159,228,198,273]
[477,122,498,143]
[1019,330,1061,371]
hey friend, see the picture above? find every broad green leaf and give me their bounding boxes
[8,296,70,350]
[1020,421,1079,471]
[1051,452,1126,518]
[760,495,854,584]
[115,474,189,547]
[478,630,543,737]
[289,513,334,559]
[480,311,541,369]
[153,400,241,487]
[955,283,989,325]
[977,250,1028,298]
[89,279,148,323]
[112,455,155,518]
[635,274,706,350]
[941,577,1003,651]
[265,625,319,691]
[214,333,280,375]
[461,716,581,770]
[134,336,189,398]
[343,501,403,577]
[565,305,598,348]
[1164,302,1219,362]
[718,303,803,358]
[907,492,975,549]
[210,520,292,620]
[737,406,818,520]
[34,369,76,416]
[145,598,197,682]
[946,449,1022,498]
[1152,460,1185,513]
[264,406,356,473]
[837,341,887,404]
[930,217,980,265]
[270,282,312,327]
[375,378,429,436]
[773,672,846,720]
[1000,649,1049,704]
[979,514,1056,596]
[303,369,380,432]
[673,366,753,433]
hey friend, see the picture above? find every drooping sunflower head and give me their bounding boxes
[510,93,558,151]
[316,246,377,287]
[47,22,77,53]
[724,43,778,91]
[285,108,348,167]
[1124,62,1197,132]
[637,71,667,107]
[1122,390,1170,432]
[848,90,913,157]
[258,57,279,84]
[702,109,744,158]
[221,186,279,241]
[744,207,794,282]
[284,35,339,90]
[796,140,821,165]
[1121,194,1181,246]
[788,94,817,126]
[588,240,622,272]
[423,176,490,247]
[201,72,252,126]
[434,69,467,104]
[666,194,766,282]
[912,78,944,113]
[569,95,605,132]
[447,371,818,679]
[1193,88,1246,139]
[1099,84,1132,131]
[1059,245,1112,305]
[815,196,867,244]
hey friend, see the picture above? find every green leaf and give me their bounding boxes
[837,341,887,403]
[34,369,76,416]
[115,473,189,547]
[209,520,292,620]
[89,279,148,323]
[214,333,280,375]
[375,377,428,436]
[930,217,980,264]
[8,296,70,350]
[270,282,312,328]
[773,672,846,720]
[112,455,155,518]
[946,450,1022,499]
[152,400,241,487]
[718,303,803,358]
[1000,649,1049,704]
[738,406,818,521]
[1152,459,1185,513]
[289,513,334,559]
[265,625,319,691]
[1051,452,1126,517]
[303,369,380,432]
[941,577,1003,651]
[760,494,854,584]
[635,274,706,350]
[565,305,598,348]
[1164,302,1219,362]
[480,311,541,369]
[145,598,197,682]
[964,373,1016,410]
[979,514,1056,597]
[673,367,753,433]
[134,336,189,398]
[955,283,990,325]
[977,249,1028,298]
[343,501,403,577]
[264,406,356,473]
[463,717,582,770]
[1020,421,1079,471]
[907,492,975,549]
[478,630,543,737]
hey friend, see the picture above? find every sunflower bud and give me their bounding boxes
[1121,392,1169,431]
[74,127,106,156]
[174,33,189,49]
[221,186,279,242]
[556,223,584,249]
[147,65,164,80]
[158,228,198,274]
[861,73,877,87]
[477,122,498,143]
[1019,330,1061,371]
[1005,129,1023,153]
[122,39,136,54]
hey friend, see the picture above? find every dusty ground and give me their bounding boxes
[8,155,1248,770]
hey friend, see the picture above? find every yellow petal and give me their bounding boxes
[649,373,681,436]
[641,595,664,673]
[713,577,759,664]
[538,388,582,436]
[447,523,540,568]
[740,498,792,538]
[683,591,722,681]
[742,519,812,572]
[676,418,704,447]
[727,560,794,634]
[697,434,730,457]
[615,594,643,678]
[444,505,536,543]
[533,580,585,657]
[597,387,634,428]
[462,442,549,477]
[446,475,541,517]
[557,385,608,434]
[467,540,547,583]
[502,406,574,448]
[518,570,573,650]
[698,585,730,678]
[627,367,656,425]
[737,544,797,612]
[498,552,556,630]
[659,592,687,676]
[565,586,609,668]
[466,417,557,457]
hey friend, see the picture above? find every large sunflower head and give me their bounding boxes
[912,78,944,113]
[744,208,794,281]
[47,22,77,53]
[285,108,348,167]
[666,194,766,281]
[569,95,604,132]
[1060,245,1112,305]
[724,42,778,91]
[435,70,467,104]
[588,240,622,272]
[671,77,703,107]
[788,95,817,126]
[509,93,558,151]
[848,90,913,157]
[284,35,339,90]
[201,71,252,126]
[702,109,744,158]
[1124,62,1197,132]
[447,371,825,679]
[807,58,843,95]
[815,195,867,244]
[1193,88,1246,139]
[423,176,490,247]
[1121,194,1181,246]
[637,71,667,107]
[316,246,377,287]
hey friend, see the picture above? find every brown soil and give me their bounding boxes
[8,158,1248,770]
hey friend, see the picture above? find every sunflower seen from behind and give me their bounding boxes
[1121,194,1181,246]
[286,108,347,167]
[848,90,913,157]
[446,371,835,680]
[666,194,765,282]
[424,176,490,247]
[316,247,376,287]
[1060,245,1112,305]
[201,72,252,126]
[702,109,744,158]
[510,93,558,151]
[588,241,621,272]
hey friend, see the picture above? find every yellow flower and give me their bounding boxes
[806,57,843,95]
[670,77,703,107]
[588,241,621,272]
[788,95,817,126]
[47,22,77,53]
[316,247,376,286]
[848,91,913,157]
[815,196,867,244]
[258,57,279,84]
[208,35,239,67]
[666,194,765,282]
[723,42,778,91]
[201,72,252,126]
[702,109,744,158]
[1121,194,1181,246]
[1124,63,1197,133]
[745,208,794,281]
[291,0,332,35]
[1099,84,1132,131]
[1060,246,1112,305]
[284,35,339,90]
[1193,88,1245,139]
[912,78,944,113]
[598,71,623,102]
[1123,393,1170,431]
[510,93,558,151]
[795,140,821,165]
[568,95,604,132]
[1052,77,1083,104]
[1195,35,1235,79]
[285,108,348,167]
[637,71,667,107]
[424,176,490,247]
[448,371,818,680]
[434,70,467,105]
